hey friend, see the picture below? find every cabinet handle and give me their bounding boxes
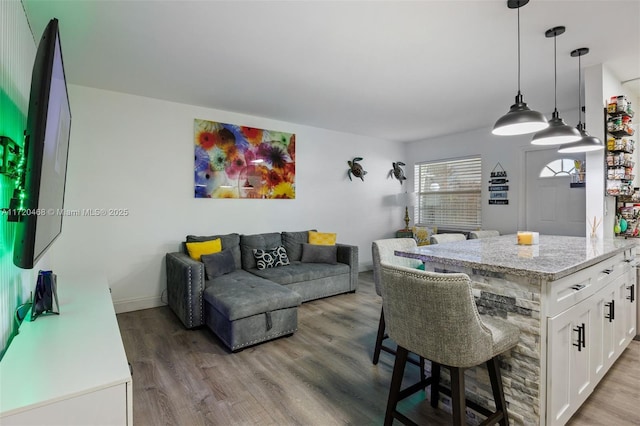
[573,323,585,351]
[627,285,636,303]
[572,326,581,351]
[571,284,586,291]
[605,300,615,322]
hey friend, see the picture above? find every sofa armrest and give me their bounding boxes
[166,252,205,329]
[336,243,359,292]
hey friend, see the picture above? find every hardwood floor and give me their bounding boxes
[117,271,640,425]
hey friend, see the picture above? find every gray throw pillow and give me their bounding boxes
[301,243,337,264]
[253,246,290,270]
[201,249,236,279]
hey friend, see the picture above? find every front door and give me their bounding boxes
[525,149,586,237]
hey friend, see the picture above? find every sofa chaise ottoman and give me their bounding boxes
[166,230,359,351]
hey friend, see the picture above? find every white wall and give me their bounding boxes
[49,85,405,312]
[403,111,581,235]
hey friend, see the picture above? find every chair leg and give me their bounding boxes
[450,367,466,426]
[373,308,386,365]
[430,361,440,408]
[384,345,408,426]
[487,356,509,426]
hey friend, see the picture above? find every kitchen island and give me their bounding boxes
[395,235,637,425]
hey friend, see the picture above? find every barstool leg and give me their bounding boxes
[384,345,408,426]
[487,356,509,426]
[430,361,440,408]
[373,308,386,365]
[450,367,466,426]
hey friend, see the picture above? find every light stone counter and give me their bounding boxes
[394,235,637,425]
[396,234,636,281]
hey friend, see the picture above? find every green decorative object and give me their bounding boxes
[620,218,628,233]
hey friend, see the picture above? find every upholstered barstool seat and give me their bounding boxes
[380,262,519,425]
[430,233,467,245]
[469,230,500,239]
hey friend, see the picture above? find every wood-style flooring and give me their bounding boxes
[117,271,640,425]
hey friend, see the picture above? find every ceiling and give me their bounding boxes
[22,0,640,143]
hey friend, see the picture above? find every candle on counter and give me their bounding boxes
[517,231,539,245]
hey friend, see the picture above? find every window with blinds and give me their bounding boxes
[414,156,482,230]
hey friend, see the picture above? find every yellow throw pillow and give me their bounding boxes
[308,231,337,246]
[186,238,222,261]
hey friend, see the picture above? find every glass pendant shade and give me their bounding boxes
[532,110,581,145]
[558,123,604,153]
[492,92,549,135]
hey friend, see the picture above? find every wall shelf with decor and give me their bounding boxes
[605,97,635,197]
[488,163,509,205]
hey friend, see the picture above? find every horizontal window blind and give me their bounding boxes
[414,156,482,230]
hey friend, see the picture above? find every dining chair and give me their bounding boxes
[430,233,467,245]
[380,262,520,425]
[371,239,424,372]
[468,230,500,239]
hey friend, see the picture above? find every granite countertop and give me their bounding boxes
[395,234,636,281]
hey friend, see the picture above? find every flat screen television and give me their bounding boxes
[13,18,71,269]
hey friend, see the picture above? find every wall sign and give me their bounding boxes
[488,163,509,205]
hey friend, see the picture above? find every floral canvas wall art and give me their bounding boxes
[194,119,295,199]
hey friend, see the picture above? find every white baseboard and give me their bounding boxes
[113,295,166,314]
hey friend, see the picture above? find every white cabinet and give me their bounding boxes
[614,268,637,349]
[546,249,636,426]
[547,296,596,425]
[0,274,132,425]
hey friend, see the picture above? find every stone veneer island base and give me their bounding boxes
[396,235,637,425]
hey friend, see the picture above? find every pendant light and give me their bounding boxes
[531,26,581,145]
[492,0,548,136]
[558,48,604,153]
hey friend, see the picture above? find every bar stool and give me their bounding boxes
[380,262,519,425]
[371,239,424,373]
[469,230,500,239]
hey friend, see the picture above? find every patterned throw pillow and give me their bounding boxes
[252,246,291,270]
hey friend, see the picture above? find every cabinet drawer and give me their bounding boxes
[548,252,630,317]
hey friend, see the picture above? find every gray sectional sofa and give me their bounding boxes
[166,230,359,351]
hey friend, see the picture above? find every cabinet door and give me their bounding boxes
[591,280,616,380]
[614,270,637,352]
[547,297,596,426]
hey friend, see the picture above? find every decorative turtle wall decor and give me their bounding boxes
[347,157,367,181]
[389,161,406,184]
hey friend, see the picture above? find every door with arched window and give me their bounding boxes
[525,149,586,236]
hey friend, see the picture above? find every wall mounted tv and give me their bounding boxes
[13,18,71,269]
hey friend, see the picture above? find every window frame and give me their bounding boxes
[414,155,482,231]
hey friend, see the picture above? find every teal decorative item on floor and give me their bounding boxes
[347,157,367,181]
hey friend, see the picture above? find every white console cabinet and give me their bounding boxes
[0,274,132,425]
[546,249,637,425]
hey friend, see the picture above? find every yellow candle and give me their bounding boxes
[517,231,539,245]
[517,232,533,245]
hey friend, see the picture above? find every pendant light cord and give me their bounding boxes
[553,34,558,111]
[578,54,582,123]
[517,5,521,93]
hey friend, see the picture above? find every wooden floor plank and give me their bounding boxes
[117,271,640,425]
